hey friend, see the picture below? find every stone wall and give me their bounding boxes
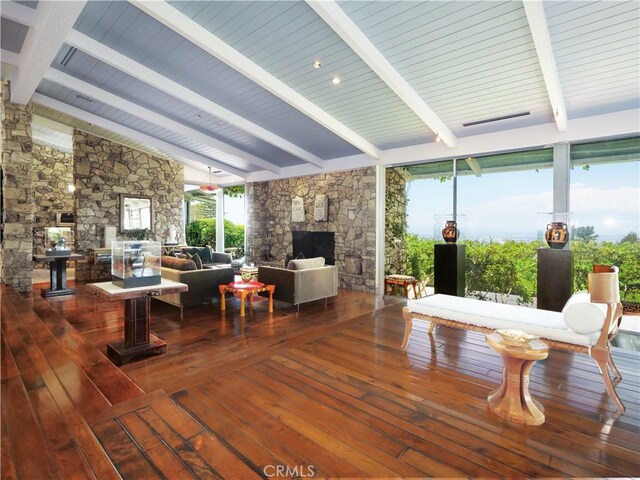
[32,144,74,263]
[73,131,185,281]
[385,167,408,275]
[246,167,376,292]
[1,81,33,291]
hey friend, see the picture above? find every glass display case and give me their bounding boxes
[537,212,576,250]
[111,240,161,288]
[434,214,466,244]
[45,227,72,256]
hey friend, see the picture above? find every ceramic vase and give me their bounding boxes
[545,221,569,249]
[442,220,459,244]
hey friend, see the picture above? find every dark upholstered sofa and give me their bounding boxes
[180,246,232,267]
[155,256,233,319]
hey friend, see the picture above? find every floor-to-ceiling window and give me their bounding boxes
[569,137,640,302]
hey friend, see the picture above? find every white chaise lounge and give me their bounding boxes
[401,266,625,412]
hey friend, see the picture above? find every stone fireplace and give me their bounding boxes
[246,167,376,292]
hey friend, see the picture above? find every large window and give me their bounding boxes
[570,138,639,242]
[569,137,640,301]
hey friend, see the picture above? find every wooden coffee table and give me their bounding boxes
[219,281,275,317]
[486,331,549,426]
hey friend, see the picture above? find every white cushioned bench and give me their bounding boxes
[401,266,625,412]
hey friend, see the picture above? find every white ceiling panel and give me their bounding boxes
[50,47,303,168]
[36,78,261,172]
[168,0,432,149]
[544,0,640,118]
[1,17,29,53]
[338,1,550,134]
[72,1,360,159]
[4,0,632,181]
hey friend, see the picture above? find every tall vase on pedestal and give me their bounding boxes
[442,220,459,244]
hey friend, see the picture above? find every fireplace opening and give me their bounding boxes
[291,231,335,265]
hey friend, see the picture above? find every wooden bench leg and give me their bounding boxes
[401,317,412,351]
[609,353,622,381]
[593,356,625,413]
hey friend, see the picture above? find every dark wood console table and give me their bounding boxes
[33,253,85,298]
[87,279,188,366]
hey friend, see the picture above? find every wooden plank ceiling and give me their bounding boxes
[0,0,638,183]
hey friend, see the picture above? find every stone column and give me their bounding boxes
[1,81,34,291]
[385,167,408,275]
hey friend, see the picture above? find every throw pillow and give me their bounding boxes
[287,257,326,270]
[182,246,212,265]
[189,252,204,270]
[161,256,197,271]
[562,291,607,334]
[167,250,177,258]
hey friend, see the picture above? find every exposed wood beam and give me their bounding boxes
[10,2,86,105]
[131,0,381,160]
[32,93,247,180]
[523,0,568,132]
[465,157,482,176]
[65,30,326,168]
[307,0,457,148]
[0,1,37,27]
[43,68,281,174]
[0,49,20,66]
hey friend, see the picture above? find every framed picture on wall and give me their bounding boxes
[56,211,75,226]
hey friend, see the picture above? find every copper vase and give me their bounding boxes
[545,221,568,249]
[442,220,459,244]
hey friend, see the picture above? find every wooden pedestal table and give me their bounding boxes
[88,279,188,366]
[33,253,85,298]
[219,281,275,317]
[486,331,549,426]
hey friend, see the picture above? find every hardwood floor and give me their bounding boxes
[2,282,639,478]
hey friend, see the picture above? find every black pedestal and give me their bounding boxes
[537,248,573,312]
[42,257,75,298]
[434,244,466,297]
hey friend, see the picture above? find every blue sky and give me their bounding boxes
[407,161,640,242]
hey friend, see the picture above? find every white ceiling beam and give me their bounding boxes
[10,2,86,105]
[247,109,640,183]
[32,93,247,180]
[0,1,37,27]
[523,0,568,132]
[465,157,482,176]
[0,49,20,66]
[43,68,281,174]
[66,30,326,169]
[32,129,72,152]
[131,0,381,160]
[307,0,457,149]
[32,114,75,135]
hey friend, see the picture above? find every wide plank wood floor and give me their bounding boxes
[2,282,639,478]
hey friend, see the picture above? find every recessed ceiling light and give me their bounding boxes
[331,76,341,85]
[313,60,322,69]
